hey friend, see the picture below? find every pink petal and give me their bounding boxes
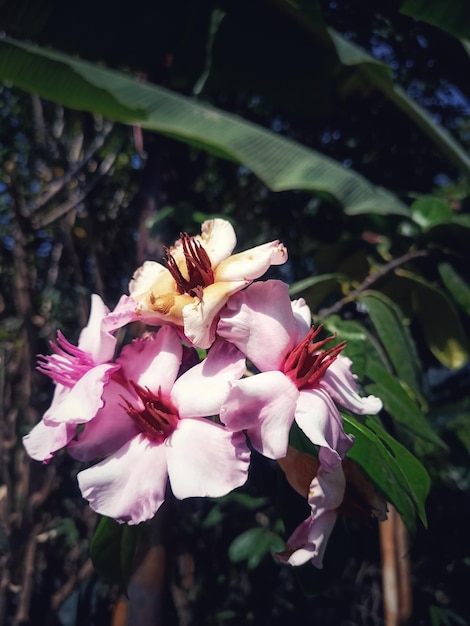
[294,388,354,470]
[217,280,299,371]
[276,517,314,566]
[77,434,168,524]
[214,240,288,282]
[220,372,299,459]
[23,420,76,463]
[198,218,237,268]
[102,294,141,333]
[165,418,250,500]
[182,280,247,349]
[321,355,383,415]
[308,464,346,514]
[43,363,118,425]
[78,294,116,363]
[291,297,312,344]
[117,326,182,394]
[172,340,245,418]
[67,381,140,461]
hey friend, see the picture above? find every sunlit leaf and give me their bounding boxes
[410,195,453,230]
[342,414,428,534]
[396,270,469,369]
[0,36,408,216]
[322,315,389,379]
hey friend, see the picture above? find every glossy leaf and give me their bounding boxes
[365,362,445,448]
[0,36,408,216]
[438,262,470,316]
[90,516,140,588]
[358,291,423,398]
[396,270,469,369]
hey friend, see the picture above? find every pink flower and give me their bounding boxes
[23,295,120,463]
[277,465,346,568]
[218,280,382,468]
[75,326,250,525]
[126,218,288,348]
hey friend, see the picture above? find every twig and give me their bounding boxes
[29,122,114,213]
[317,249,428,320]
[34,150,119,228]
[50,559,94,613]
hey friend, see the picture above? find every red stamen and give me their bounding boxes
[164,233,215,298]
[283,325,346,390]
[121,382,179,443]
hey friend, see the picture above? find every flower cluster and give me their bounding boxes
[24,219,384,568]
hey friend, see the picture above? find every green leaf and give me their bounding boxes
[400,0,470,41]
[446,414,470,455]
[289,273,347,313]
[228,527,284,569]
[438,262,470,316]
[396,270,469,369]
[410,196,453,230]
[365,362,445,448]
[365,417,431,526]
[322,315,389,379]
[90,516,140,588]
[342,414,428,533]
[0,37,407,217]
[358,291,423,399]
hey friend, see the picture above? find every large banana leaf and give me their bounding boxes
[0,36,407,216]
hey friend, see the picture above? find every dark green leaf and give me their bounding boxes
[228,527,284,569]
[342,414,428,534]
[365,417,430,526]
[438,262,470,316]
[400,0,470,41]
[358,291,423,399]
[365,362,446,448]
[90,516,140,589]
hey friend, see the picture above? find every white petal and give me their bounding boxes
[166,418,250,499]
[78,434,168,525]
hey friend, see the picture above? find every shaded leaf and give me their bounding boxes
[0,36,407,216]
[365,417,430,526]
[358,291,422,398]
[396,270,469,369]
[289,273,347,314]
[438,262,470,316]
[229,527,284,570]
[400,0,470,41]
[365,362,445,448]
[90,516,140,589]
